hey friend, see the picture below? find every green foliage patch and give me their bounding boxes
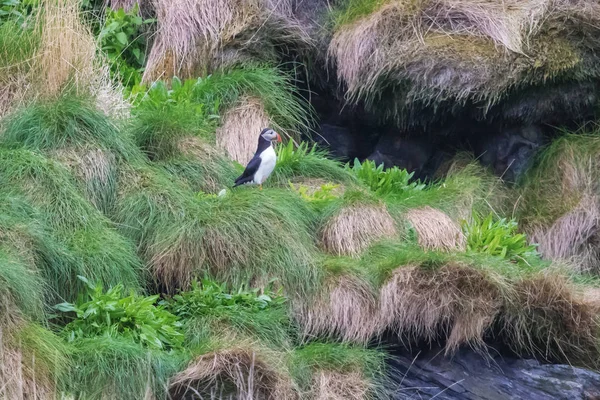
[166,279,291,347]
[462,213,538,264]
[56,276,184,351]
[99,6,154,87]
[347,158,424,198]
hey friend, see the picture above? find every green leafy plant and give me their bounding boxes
[462,213,538,263]
[347,158,424,197]
[99,6,154,87]
[166,279,286,319]
[55,276,183,351]
[164,279,291,347]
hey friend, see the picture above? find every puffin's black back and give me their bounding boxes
[233,128,273,187]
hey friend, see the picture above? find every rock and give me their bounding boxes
[366,133,433,179]
[315,123,358,161]
[387,344,600,400]
[476,124,544,183]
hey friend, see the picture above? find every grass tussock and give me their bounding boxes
[68,336,183,400]
[169,341,296,400]
[320,201,398,257]
[0,149,142,301]
[144,0,311,80]
[295,259,380,344]
[405,206,465,252]
[216,96,270,165]
[379,263,503,352]
[290,342,388,400]
[502,273,600,366]
[518,132,600,273]
[328,0,600,123]
[0,322,71,400]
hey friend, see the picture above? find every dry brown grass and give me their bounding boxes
[312,370,370,400]
[329,0,600,118]
[406,207,465,252]
[144,0,311,80]
[294,274,381,344]
[501,272,600,366]
[529,196,600,274]
[34,0,96,97]
[216,96,270,165]
[0,324,54,400]
[379,264,504,352]
[169,344,296,400]
[320,204,397,257]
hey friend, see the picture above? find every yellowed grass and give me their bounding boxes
[313,370,370,400]
[329,0,600,109]
[169,343,296,400]
[216,96,270,165]
[294,274,381,344]
[406,206,465,252]
[379,264,503,352]
[529,196,600,274]
[144,0,310,80]
[502,272,600,365]
[0,325,53,400]
[34,0,96,97]
[320,204,397,257]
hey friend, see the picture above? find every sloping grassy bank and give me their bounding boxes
[0,1,600,398]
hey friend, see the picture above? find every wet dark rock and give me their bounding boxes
[366,132,433,179]
[388,345,600,400]
[315,123,358,161]
[475,124,545,183]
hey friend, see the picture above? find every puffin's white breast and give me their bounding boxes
[253,146,276,184]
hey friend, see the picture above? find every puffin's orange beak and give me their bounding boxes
[276,133,282,143]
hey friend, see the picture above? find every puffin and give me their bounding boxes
[233,128,282,190]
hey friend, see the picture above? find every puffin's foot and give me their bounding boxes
[259,184,263,191]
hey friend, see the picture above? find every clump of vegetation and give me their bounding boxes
[99,5,154,88]
[462,212,538,264]
[166,279,291,347]
[56,276,184,351]
[290,342,388,399]
[347,159,425,198]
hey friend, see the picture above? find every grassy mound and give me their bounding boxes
[328,0,600,125]
[518,132,600,273]
[0,149,142,302]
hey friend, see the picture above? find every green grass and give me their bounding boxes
[290,342,388,396]
[197,188,322,294]
[67,336,186,400]
[166,279,293,349]
[158,155,239,194]
[329,0,393,30]
[131,66,314,149]
[0,246,46,321]
[271,141,356,185]
[517,131,600,228]
[0,16,39,75]
[0,96,143,214]
[386,159,511,220]
[0,148,143,302]
[1,96,135,156]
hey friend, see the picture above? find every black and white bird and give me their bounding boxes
[233,128,282,190]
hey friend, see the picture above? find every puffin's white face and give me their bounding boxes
[261,128,282,143]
